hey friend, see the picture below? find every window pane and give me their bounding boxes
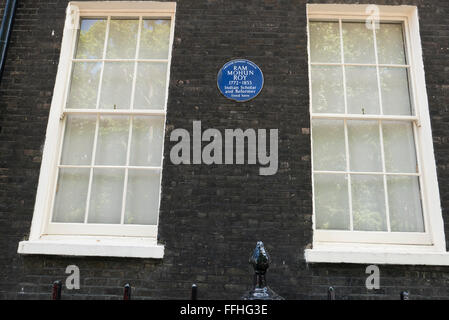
[352,174,387,231]
[125,170,161,225]
[380,67,412,115]
[75,19,107,59]
[383,121,417,173]
[342,22,376,64]
[376,23,406,65]
[99,62,134,109]
[52,168,89,223]
[346,66,380,114]
[88,168,124,224]
[106,19,139,59]
[95,116,130,165]
[311,66,345,113]
[60,115,96,165]
[67,62,101,109]
[312,119,346,171]
[388,176,424,232]
[130,116,164,167]
[309,21,341,63]
[314,174,350,230]
[134,63,168,109]
[348,120,382,172]
[139,19,171,59]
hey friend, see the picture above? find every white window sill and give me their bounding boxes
[305,243,449,266]
[17,235,164,259]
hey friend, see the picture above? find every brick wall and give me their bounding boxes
[0,0,448,300]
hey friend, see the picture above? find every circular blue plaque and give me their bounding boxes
[217,59,264,102]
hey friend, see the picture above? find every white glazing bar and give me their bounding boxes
[379,120,392,232]
[72,58,168,63]
[308,13,408,21]
[313,170,420,176]
[94,16,111,111]
[58,164,162,171]
[344,119,353,231]
[372,22,383,115]
[48,116,69,223]
[61,17,82,114]
[339,19,353,231]
[412,122,429,233]
[339,19,347,115]
[56,117,68,166]
[311,113,418,121]
[79,12,174,18]
[402,18,419,117]
[310,62,410,68]
[63,109,166,116]
[83,114,100,224]
[120,116,133,225]
[130,16,143,111]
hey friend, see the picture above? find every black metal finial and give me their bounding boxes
[191,284,198,300]
[242,241,283,300]
[52,280,62,300]
[249,241,270,277]
[400,291,409,300]
[328,287,336,300]
[123,283,131,300]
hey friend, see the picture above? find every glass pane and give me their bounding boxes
[383,121,417,173]
[312,119,346,171]
[75,19,107,59]
[130,117,164,167]
[139,19,171,59]
[134,63,168,109]
[52,168,89,223]
[67,62,101,109]
[125,170,161,225]
[346,66,380,114]
[99,62,134,109]
[60,115,96,165]
[106,19,139,59]
[311,66,345,113]
[348,120,382,172]
[351,174,387,231]
[376,23,406,65]
[342,22,376,64]
[380,67,412,115]
[95,116,130,165]
[388,176,424,232]
[88,168,124,224]
[314,173,350,230]
[309,21,341,63]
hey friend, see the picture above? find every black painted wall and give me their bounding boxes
[0,0,448,300]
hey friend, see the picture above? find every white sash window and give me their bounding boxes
[18,2,176,258]
[306,5,449,265]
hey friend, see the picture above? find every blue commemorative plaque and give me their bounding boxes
[217,59,264,102]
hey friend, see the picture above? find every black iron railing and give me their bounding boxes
[47,241,411,300]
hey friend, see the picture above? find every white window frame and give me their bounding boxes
[305,4,449,265]
[18,1,176,258]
